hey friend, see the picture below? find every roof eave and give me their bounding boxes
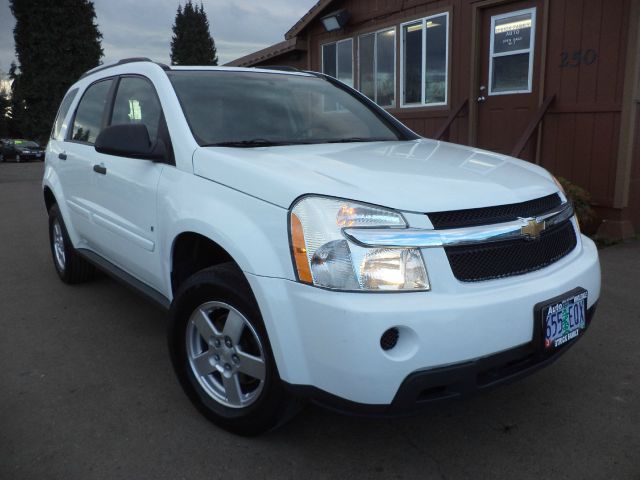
[284,0,337,39]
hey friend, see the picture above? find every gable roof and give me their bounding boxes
[284,0,338,39]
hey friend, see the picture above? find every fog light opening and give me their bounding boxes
[380,327,400,351]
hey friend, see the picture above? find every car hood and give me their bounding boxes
[193,139,559,213]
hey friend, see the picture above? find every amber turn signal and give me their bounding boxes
[290,212,313,283]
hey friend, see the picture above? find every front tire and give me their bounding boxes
[48,204,95,283]
[168,263,295,436]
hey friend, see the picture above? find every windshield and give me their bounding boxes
[15,140,39,148]
[167,70,403,147]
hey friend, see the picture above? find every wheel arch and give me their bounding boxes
[170,231,246,297]
[43,186,57,212]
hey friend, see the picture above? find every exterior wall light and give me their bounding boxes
[321,9,351,32]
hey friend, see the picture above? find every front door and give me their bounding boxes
[476,1,543,160]
[88,75,166,292]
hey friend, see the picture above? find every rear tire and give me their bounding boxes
[168,263,297,436]
[48,204,95,284]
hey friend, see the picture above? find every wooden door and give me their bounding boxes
[476,1,544,159]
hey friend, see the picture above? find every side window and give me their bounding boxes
[72,79,113,144]
[51,88,78,140]
[110,77,162,143]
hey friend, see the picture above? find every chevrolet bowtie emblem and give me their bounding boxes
[520,218,546,240]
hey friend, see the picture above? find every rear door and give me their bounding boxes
[86,75,167,291]
[61,78,115,246]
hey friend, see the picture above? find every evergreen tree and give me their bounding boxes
[10,0,103,142]
[8,62,26,138]
[0,87,10,139]
[171,2,218,66]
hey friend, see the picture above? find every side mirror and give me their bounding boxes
[95,124,165,161]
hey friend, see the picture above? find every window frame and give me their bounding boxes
[357,26,397,108]
[51,88,79,141]
[67,76,117,145]
[488,7,537,96]
[400,11,450,109]
[321,38,355,87]
[68,74,174,164]
[109,74,164,144]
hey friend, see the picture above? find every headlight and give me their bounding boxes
[289,196,429,291]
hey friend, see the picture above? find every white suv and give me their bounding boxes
[44,58,601,435]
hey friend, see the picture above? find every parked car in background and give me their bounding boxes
[0,139,45,162]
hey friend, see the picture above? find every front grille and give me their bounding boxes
[428,193,562,229]
[446,220,577,282]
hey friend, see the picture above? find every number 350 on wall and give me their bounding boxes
[560,49,598,68]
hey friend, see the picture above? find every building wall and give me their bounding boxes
[539,0,630,209]
[252,0,637,232]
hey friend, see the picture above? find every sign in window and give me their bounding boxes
[489,8,536,95]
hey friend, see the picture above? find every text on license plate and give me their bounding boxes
[543,291,587,349]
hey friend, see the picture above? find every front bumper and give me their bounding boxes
[245,232,601,406]
[15,152,43,160]
[284,303,596,415]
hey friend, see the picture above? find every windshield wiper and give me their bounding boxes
[317,137,395,144]
[203,139,300,148]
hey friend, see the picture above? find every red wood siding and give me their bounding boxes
[539,0,629,207]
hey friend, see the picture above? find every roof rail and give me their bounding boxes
[79,57,170,79]
[254,65,301,72]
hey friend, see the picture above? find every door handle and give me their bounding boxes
[93,164,107,175]
[477,96,487,103]
[58,153,67,160]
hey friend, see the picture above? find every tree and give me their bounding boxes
[7,62,26,138]
[0,87,9,139]
[10,0,103,142]
[171,1,218,66]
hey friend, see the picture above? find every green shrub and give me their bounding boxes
[557,177,596,229]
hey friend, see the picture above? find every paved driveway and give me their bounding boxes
[1,162,638,479]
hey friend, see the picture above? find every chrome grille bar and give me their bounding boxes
[342,201,575,249]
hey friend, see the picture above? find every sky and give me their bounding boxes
[0,0,316,78]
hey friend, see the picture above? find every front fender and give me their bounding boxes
[157,167,295,301]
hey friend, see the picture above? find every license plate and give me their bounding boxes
[36,153,41,157]
[541,290,588,350]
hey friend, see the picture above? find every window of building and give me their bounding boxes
[111,76,163,143]
[358,28,396,107]
[489,8,536,95]
[71,79,113,144]
[401,12,449,107]
[322,39,354,87]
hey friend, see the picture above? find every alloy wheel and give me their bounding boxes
[52,219,66,271]
[186,301,266,408]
